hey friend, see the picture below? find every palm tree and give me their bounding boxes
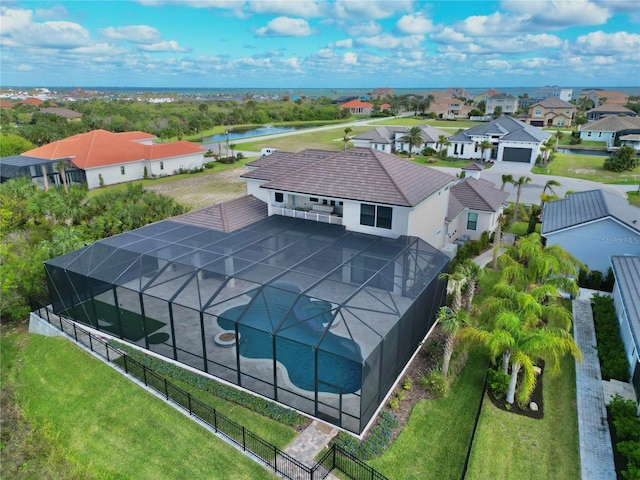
[459,259,482,311]
[540,179,561,206]
[436,135,451,158]
[436,306,471,377]
[498,232,584,299]
[40,164,49,191]
[343,127,352,151]
[491,213,506,270]
[400,126,424,158]
[229,143,237,159]
[438,266,466,313]
[56,159,70,193]
[500,174,513,191]
[464,311,581,405]
[511,176,532,223]
[554,130,564,150]
[477,140,493,162]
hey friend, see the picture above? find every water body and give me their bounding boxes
[201,125,301,143]
[558,148,609,156]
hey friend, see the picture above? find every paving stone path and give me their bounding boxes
[282,420,340,479]
[573,289,617,480]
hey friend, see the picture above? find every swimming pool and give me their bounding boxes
[217,284,362,394]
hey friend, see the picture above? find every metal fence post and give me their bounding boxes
[72,323,78,341]
[187,393,192,415]
[242,426,246,451]
[106,344,110,362]
[164,378,168,400]
[143,365,148,386]
[123,355,128,373]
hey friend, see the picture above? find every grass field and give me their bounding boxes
[236,126,371,153]
[373,117,482,129]
[627,190,640,207]
[368,348,488,480]
[532,152,640,184]
[465,355,579,480]
[1,321,280,479]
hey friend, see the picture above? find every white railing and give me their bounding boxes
[272,206,343,225]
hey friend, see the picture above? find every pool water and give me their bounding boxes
[217,285,362,394]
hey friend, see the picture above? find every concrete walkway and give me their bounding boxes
[282,420,340,479]
[573,288,617,480]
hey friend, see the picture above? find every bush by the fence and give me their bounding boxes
[332,411,399,461]
[591,294,629,381]
[114,342,306,427]
[609,394,640,479]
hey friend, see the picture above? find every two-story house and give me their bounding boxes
[533,86,574,102]
[485,93,518,116]
[586,103,637,122]
[525,97,575,127]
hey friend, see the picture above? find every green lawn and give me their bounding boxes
[532,152,640,184]
[465,355,579,480]
[237,126,371,153]
[373,117,482,129]
[474,268,502,304]
[368,348,488,480]
[508,222,541,237]
[627,190,640,207]
[1,323,277,480]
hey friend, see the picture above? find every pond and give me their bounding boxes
[557,148,609,156]
[201,125,305,143]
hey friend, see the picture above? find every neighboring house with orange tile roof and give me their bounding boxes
[339,99,374,114]
[241,147,507,247]
[0,100,15,108]
[472,89,501,104]
[22,129,205,189]
[580,89,629,106]
[20,97,45,107]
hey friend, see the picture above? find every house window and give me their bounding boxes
[120,166,125,175]
[535,108,542,116]
[461,144,465,155]
[587,132,592,137]
[360,204,392,229]
[160,162,164,170]
[454,144,459,155]
[274,192,284,202]
[557,119,565,126]
[310,197,318,202]
[467,212,478,230]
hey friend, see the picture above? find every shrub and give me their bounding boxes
[592,294,629,381]
[332,411,399,460]
[402,377,412,390]
[389,397,400,410]
[487,368,510,399]
[420,370,449,398]
[604,146,639,172]
[396,389,406,401]
[609,395,640,479]
[422,147,437,156]
[569,137,582,145]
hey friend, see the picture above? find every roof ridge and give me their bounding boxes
[371,149,413,206]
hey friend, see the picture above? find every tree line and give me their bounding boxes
[0,179,186,320]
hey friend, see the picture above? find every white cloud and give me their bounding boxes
[102,25,162,44]
[333,38,353,48]
[71,43,128,55]
[485,59,510,70]
[574,30,640,55]
[249,0,322,18]
[137,40,191,52]
[317,48,336,58]
[35,5,68,20]
[396,13,433,35]
[430,27,472,44]
[343,51,358,65]
[502,0,610,27]
[281,57,303,71]
[26,21,91,48]
[16,64,33,71]
[347,21,382,37]
[357,33,424,49]
[256,17,312,37]
[0,7,33,34]
[333,0,413,20]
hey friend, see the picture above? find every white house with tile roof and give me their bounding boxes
[447,116,551,164]
[351,124,451,154]
[541,189,640,273]
[20,129,205,189]
[242,147,508,250]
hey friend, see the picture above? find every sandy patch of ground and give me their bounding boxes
[145,167,248,210]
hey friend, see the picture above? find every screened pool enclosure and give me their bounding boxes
[45,215,449,434]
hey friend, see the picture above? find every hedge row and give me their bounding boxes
[609,395,640,479]
[332,411,399,460]
[113,342,307,427]
[591,294,629,381]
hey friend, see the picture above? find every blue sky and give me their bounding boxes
[1,0,639,88]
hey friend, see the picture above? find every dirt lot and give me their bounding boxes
[144,166,249,210]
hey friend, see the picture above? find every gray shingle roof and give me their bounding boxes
[541,189,640,234]
[352,124,449,145]
[449,116,550,143]
[611,255,640,349]
[587,103,636,114]
[580,116,640,133]
[244,147,456,207]
[172,195,268,232]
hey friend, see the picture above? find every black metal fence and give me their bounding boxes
[31,303,389,480]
